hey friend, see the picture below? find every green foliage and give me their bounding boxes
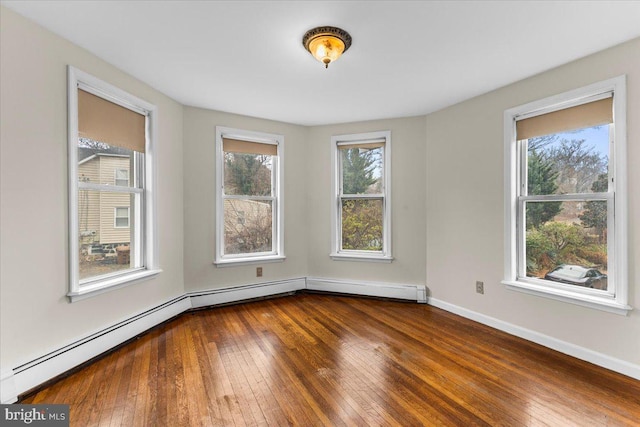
[579,173,608,243]
[342,200,383,251]
[526,150,561,229]
[342,148,380,194]
[224,153,272,196]
[526,222,586,275]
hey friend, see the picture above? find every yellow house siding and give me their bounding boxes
[100,155,130,185]
[78,158,100,242]
[99,156,131,245]
[99,192,130,244]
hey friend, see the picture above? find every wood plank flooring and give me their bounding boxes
[21,293,640,426]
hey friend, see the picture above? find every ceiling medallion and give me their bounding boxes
[302,26,352,69]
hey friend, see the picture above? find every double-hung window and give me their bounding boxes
[331,131,392,262]
[504,76,629,314]
[68,66,159,301]
[215,127,284,265]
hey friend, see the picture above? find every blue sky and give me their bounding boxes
[552,125,610,159]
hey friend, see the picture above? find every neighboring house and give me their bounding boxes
[78,146,131,253]
[223,198,272,254]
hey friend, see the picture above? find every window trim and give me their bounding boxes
[67,66,160,302]
[214,126,285,266]
[115,168,129,186]
[331,131,392,262]
[503,76,630,315]
[114,206,130,228]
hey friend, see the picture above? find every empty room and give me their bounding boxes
[1,1,639,425]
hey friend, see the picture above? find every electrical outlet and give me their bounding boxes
[476,281,484,294]
[256,267,263,277]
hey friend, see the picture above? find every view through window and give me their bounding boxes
[523,125,610,290]
[215,128,283,264]
[339,143,384,251]
[332,131,391,261]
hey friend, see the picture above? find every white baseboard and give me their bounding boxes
[427,297,640,380]
[188,278,306,309]
[306,277,427,302]
[6,279,634,403]
[2,295,191,403]
[1,369,17,405]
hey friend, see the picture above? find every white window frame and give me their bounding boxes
[331,131,392,262]
[68,66,160,301]
[214,126,285,266]
[503,76,630,315]
[114,207,130,228]
[115,168,129,186]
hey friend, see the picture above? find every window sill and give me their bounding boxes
[68,269,162,302]
[330,253,394,263]
[214,255,286,268]
[502,279,632,315]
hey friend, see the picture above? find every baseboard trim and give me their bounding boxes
[306,277,427,302]
[188,278,306,309]
[5,279,634,403]
[1,370,17,405]
[427,297,640,380]
[2,295,191,403]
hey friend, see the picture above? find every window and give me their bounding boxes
[504,76,629,314]
[215,127,284,265]
[331,131,392,262]
[114,207,130,228]
[115,168,129,186]
[68,66,159,301]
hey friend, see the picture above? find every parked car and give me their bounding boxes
[544,265,607,290]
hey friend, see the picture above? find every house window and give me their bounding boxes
[68,66,159,301]
[331,131,392,262]
[114,207,130,228]
[215,127,284,265]
[503,76,630,314]
[115,168,129,186]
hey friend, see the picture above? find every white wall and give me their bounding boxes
[182,107,309,291]
[0,8,185,370]
[306,118,427,285]
[425,37,640,366]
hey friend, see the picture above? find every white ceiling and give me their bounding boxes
[3,1,640,126]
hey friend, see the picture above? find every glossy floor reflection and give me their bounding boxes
[22,293,640,426]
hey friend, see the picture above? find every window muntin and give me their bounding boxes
[115,207,130,228]
[215,127,284,265]
[115,168,130,187]
[332,131,391,261]
[68,66,158,300]
[504,77,629,313]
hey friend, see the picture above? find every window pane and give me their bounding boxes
[341,146,383,195]
[525,200,607,290]
[78,138,137,187]
[78,190,135,280]
[224,199,273,254]
[526,125,609,195]
[115,169,129,186]
[115,207,129,228]
[341,199,383,251]
[223,152,273,196]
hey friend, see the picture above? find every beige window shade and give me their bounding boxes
[223,138,277,156]
[516,97,612,141]
[338,139,385,150]
[78,89,146,153]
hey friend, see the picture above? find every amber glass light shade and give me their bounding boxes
[302,26,352,69]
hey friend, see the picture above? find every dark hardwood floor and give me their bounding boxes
[21,293,640,426]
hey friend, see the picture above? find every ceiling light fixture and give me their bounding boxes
[302,26,352,69]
